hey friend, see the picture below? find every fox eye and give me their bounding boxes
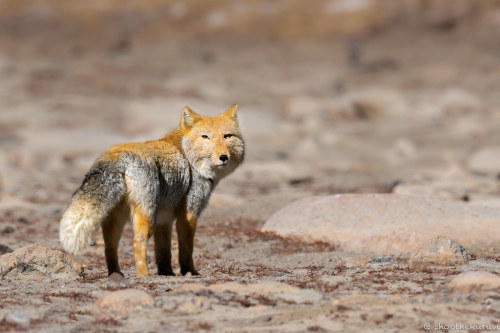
[224,134,233,139]
[201,135,210,139]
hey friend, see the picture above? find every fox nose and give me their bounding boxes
[219,155,228,163]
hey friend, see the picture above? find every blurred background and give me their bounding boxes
[0,0,499,213]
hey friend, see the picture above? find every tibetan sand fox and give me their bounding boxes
[60,105,244,277]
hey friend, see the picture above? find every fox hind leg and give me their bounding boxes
[102,210,127,276]
[132,207,152,277]
[176,210,199,276]
[154,210,175,276]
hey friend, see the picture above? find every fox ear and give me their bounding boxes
[224,104,238,120]
[181,106,199,128]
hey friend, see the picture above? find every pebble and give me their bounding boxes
[409,237,470,270]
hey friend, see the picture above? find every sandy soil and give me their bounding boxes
[0,1,500,332]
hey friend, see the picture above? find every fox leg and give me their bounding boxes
[154,210,175,276]
[102,211,126,276]
[176,210,199,276]
[132,208,152,277]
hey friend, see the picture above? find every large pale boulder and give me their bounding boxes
[392,165,474,201]
[261,194,500,255]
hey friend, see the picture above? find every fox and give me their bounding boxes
[59,105,244,277]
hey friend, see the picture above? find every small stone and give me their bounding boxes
[343,257,371,268]
[468,146,500,175]
[93,289,154,320]
[348,89,408,119]
[1,226,14,234]
[332,294,378,310]
[392,165,474,201]
[409,237,470,270]
[5,312,31,328]
[249,305,269,311]
[107,272,131,290]
[176,284,205,293]
[368,256,395,266]
[175,297,205,313]
[0,244,13,255]
[437,89,480,116]
[448,271,500,298]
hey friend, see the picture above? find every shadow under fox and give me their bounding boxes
[59,105,244,277]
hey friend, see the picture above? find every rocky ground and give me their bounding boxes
[1,1,500,332]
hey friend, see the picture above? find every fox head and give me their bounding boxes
[180,105,245,181]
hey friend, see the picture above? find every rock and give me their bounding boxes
[206,10,228,28]
[0,244,83,278]
[1,226,14,234]
[367,256,395,266]
[92,289,154,320]
[292,137,322,161]
[261,194,500,255]
[342,257,372,268]
[448,271,500,298]
[392,165,474,201]
[409,237,470,270]
[285,89,408,123]
[0,244,13,255]
[437,89,480,116]
[346,89,408,119]
[468,146,500,175]
[389,138,419,162]
[284,96,336,131]
[175,297,206,313]
[332,294,376,308]
[107,272,131,290]
[5,312,31,329]
[177,281,322,304]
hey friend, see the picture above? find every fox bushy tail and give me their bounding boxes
[60,161,126,255]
